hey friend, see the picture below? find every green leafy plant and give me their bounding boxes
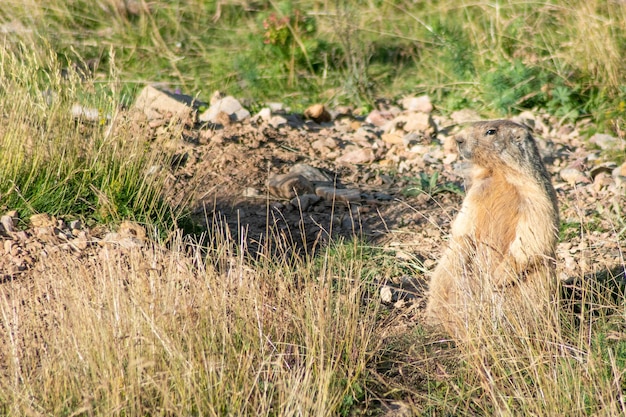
[402,172,464,197]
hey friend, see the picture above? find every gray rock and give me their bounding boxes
[199,96,250,123]
[290,194,321,211]
[315,186,361,203]
[1,215,16,233]
[268,173,315,199]
[589,133,625,151]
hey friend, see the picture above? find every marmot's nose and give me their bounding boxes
[454,134,465,145]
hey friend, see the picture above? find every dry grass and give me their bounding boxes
[0,233,379,416]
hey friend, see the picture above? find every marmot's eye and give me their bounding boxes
[485,129,497,136]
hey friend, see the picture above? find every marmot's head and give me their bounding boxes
[454,120,540,171]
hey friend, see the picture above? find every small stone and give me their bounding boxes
[403,112,434,134]
[1,215,16,233]
[315,187,361,203]
[268,115,288,128]
[400,95,433,113]
[380,286,393,303]
[614,162,626,178]
[289,164,331,182]
[450,109,480,124]
[243,187,261,198]
[133,85,194,121]
[214,111,231,126]
[336,148,375,164]
[303,104,331,123]
[560,167,588,184]
[366,109,395,127]
[442,135,458,154]
[199,96,250,123]
[268,173,315,199]
[119,221,147,241]
[589,133,625,151]
[71,104,101,122]
[69,220,83,230]
[30,213,56,228]
[381,132,404,145]
[253,107,272,122]
[311,138,338,151]
[289,194,321,211]
[402,132,421,148]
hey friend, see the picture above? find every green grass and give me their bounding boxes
[1,0,625,130]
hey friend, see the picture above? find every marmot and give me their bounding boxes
[425,120,559,335]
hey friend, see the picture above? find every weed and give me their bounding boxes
[402,172,464,198]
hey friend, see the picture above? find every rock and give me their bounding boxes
[289,164,331,182]
[311,137,338,151]
[252,107,272,123]
[267,102,285,112]
[442,153,458,165]
[442,135,459,154]
[303,104,331,123]
[589,133,625,151]
[30,213,56,228]
[119,221,147,241]
[381,132,404,145]
[366,109,395,127]
[268,173,316,199]
[589,163,617,180]
[289,194,321,211]
[69,219,83,230]
[353,126,379,143]
[450,109,480,124]
[402,132,421,148]
[336,148,375,164]
[1,214,17,233]
[315,186,361,203]
[268,115,288,128]
[243,187,261,198]
[71,104,102,122]
[133,85,195,121]
[403,112,435,134]
[380,285,393,303]
[400,95,433,113]
[199,96,250,123]
[560,167,588,184]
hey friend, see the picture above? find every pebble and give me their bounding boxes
[589,133,625,151]
[400,95,433,113]
[303,104,331,123]
[199,96,250,123]
[336,148,375,164]
[268,173,315,199]
[560,167,588,184]
[290,194,321,211]
[315,187,361,203]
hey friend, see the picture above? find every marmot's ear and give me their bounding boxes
[513,126,531,143]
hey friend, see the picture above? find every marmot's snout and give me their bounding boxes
[454,132,471,159]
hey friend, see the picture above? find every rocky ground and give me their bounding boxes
[2,88,625,309]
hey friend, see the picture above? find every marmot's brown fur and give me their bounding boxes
[425,120,559,335]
